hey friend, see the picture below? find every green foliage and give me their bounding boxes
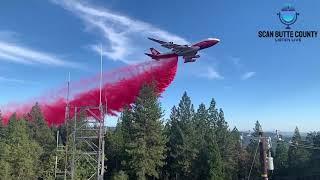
[28,103,55,147]
[252,120,262,137]
[191,140,223,180]
[1,90,320,180]
[236,144,250,179]
[163,106,183,179]
[177,92,195,123]
[3,114,43,179]
[214,109,239,180]
[230,127,249,179]
[306,132,320,170]
[74,157,96,179]
[174,92,198,177]
[104,108,133,178]
[191,103,223,180]
[0,141,11,179]
[105,123,126,177]
[207,98,218,128]
[164,92,198,179]
[288,127,310,170]
[123,84,167,179]
[112,170,129,180]
[0,110,5,136]
[274,140,288,175]
[28,103,56,179]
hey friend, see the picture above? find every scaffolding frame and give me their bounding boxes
[55,105,106,180]
[55,44,106,180]
[71,105,105,180]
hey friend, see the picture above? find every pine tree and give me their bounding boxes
[27,103,56,178]
[165,92,198,179]
[177,92,194,124]
[217,109,228,131]
[191,139,223,180]
[191,103,223,180]
[306,132,320,171]
[125,84,167,179]
[0,110,11,178]
[208,98,218,129]
[4,114,43,179]
[230,127,249,179]
[252,120,262,137]
[230,127,240,143]
[215,109,229,152]
[274,140,288,175]
[121,106,134,145]
[28,103,55,150]
[0,110,6,140]
[105,121,126,177]
[120,107,135,176]
[193,103,209,141]
[288,127,310,170]
[215,108,228,142]
[163,106,183,179]
[214,108,238,179]
[177,92,197,178]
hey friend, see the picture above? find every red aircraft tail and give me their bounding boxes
[145,53,159,61]
[145,47,177,60]
[145,48,161,61]
[150,48,161,55]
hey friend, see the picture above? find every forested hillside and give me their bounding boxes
[0,85,319,179]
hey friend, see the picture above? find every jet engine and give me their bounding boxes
[184,54,200,60]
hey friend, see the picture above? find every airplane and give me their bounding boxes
[145,37,220,63]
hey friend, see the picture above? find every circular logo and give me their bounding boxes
[277,4,299,29]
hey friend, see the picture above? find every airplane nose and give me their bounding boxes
[212,38,220,45]
[207,38,220,46]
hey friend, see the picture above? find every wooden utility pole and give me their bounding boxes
[258,130,268,180]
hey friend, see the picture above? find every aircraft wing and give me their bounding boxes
[148,37,167,44]
[148,37,187,49]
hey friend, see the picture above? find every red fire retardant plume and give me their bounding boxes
[1,57,178,126]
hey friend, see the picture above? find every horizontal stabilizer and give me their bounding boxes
[145,53,160,61]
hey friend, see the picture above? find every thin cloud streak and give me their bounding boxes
[53,0,189,64]
[0,50,32,64]
[241,71,256,80]
[0,76,37,84]
[0,41,81,68]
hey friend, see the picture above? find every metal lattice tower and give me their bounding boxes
[54,73,72,179]
[69,105,106,180]
[54,44,106,180]
[54,105,106,180]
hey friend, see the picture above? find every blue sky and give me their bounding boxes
[0,0,320,132]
